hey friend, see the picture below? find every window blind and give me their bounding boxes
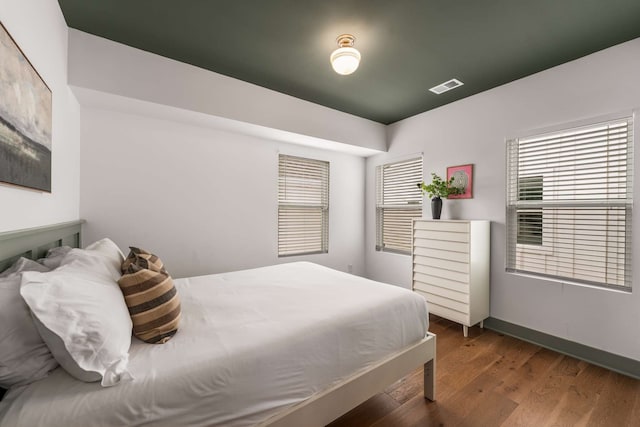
[376,157,423,254]
[278,154,329,256]
[506,117,633,289]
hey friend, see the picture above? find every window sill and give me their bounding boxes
[505,270,632,294]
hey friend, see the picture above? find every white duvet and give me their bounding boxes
[0,262,428,427]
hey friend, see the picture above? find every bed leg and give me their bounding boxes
[424,357,436,401]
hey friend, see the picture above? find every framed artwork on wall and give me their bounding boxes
[0,22,52,192]
[447,164,473,199]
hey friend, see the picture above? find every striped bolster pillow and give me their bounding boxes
[118,248,180,344]
[121,247,164,274]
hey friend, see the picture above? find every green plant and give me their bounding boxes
[417,173,463,199]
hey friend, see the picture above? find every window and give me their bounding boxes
[376,157,423,254]
[278,154,329,256]
[506,117,633,290]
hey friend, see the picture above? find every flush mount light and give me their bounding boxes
[330,34,361,75]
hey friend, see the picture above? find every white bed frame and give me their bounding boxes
[261,333,436,427]
[0,221,436,426]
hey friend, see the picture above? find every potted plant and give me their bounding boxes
[417,173,462,219]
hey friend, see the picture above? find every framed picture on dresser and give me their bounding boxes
[447,164,473,199]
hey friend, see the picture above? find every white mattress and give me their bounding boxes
[0,262,428,427]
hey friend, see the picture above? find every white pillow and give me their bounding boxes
[0,257,49,278]
[0,259,58,389]
[38,246,72,270]
[83,238,125,278]
[20,250,132,387]
[30,316,102,383]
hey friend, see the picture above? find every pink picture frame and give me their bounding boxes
[447,164,473,199]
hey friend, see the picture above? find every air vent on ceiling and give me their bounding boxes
[429,78,464,95]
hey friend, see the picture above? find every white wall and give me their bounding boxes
[68,29,386,155]
[0,0,80,231]
[365,38,640,360]
[80,99,365,279]
[70,29,372,279]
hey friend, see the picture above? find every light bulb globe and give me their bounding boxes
[330,47,361,75]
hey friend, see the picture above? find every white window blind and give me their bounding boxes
[506,117,633,290]
[376,157,423,254]
[278,154,329,257]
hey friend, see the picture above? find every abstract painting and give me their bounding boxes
[0,22,52,192]
[447,164,473,199]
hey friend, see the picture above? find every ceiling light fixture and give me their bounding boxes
[330,34,361,75]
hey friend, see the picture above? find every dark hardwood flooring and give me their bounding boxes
[328,315,640,427]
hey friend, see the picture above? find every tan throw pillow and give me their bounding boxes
[118,248,180,344]
[121,247,164,274]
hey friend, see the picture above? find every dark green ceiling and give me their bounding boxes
[57,0,640,124]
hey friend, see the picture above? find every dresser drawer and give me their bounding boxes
[414,246,469,263]
[427,302,469,325]
[413,221,469,233]
[414,290,469,314]
[414,229,469,243]
[413,272,469,294]
[414,237,469,254]
[414,255,469,274]
[414,263,469,284]
[414,281,468,304]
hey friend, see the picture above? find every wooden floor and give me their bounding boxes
[328,315,640,427]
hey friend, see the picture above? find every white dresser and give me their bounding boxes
[412,219,490,337]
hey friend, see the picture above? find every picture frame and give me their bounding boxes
[447,164,473,199]
[0,21,52,192]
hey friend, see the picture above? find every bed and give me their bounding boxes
[0,221,436,426]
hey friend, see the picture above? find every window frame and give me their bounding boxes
[375,156,423,255]
[506,114,634,291]
[277,154,330,257]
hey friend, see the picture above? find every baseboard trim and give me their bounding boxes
[483,317,640,380]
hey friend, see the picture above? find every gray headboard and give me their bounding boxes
[0,220,84,400]
[0,220,83,400]
[0,220,83,273]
